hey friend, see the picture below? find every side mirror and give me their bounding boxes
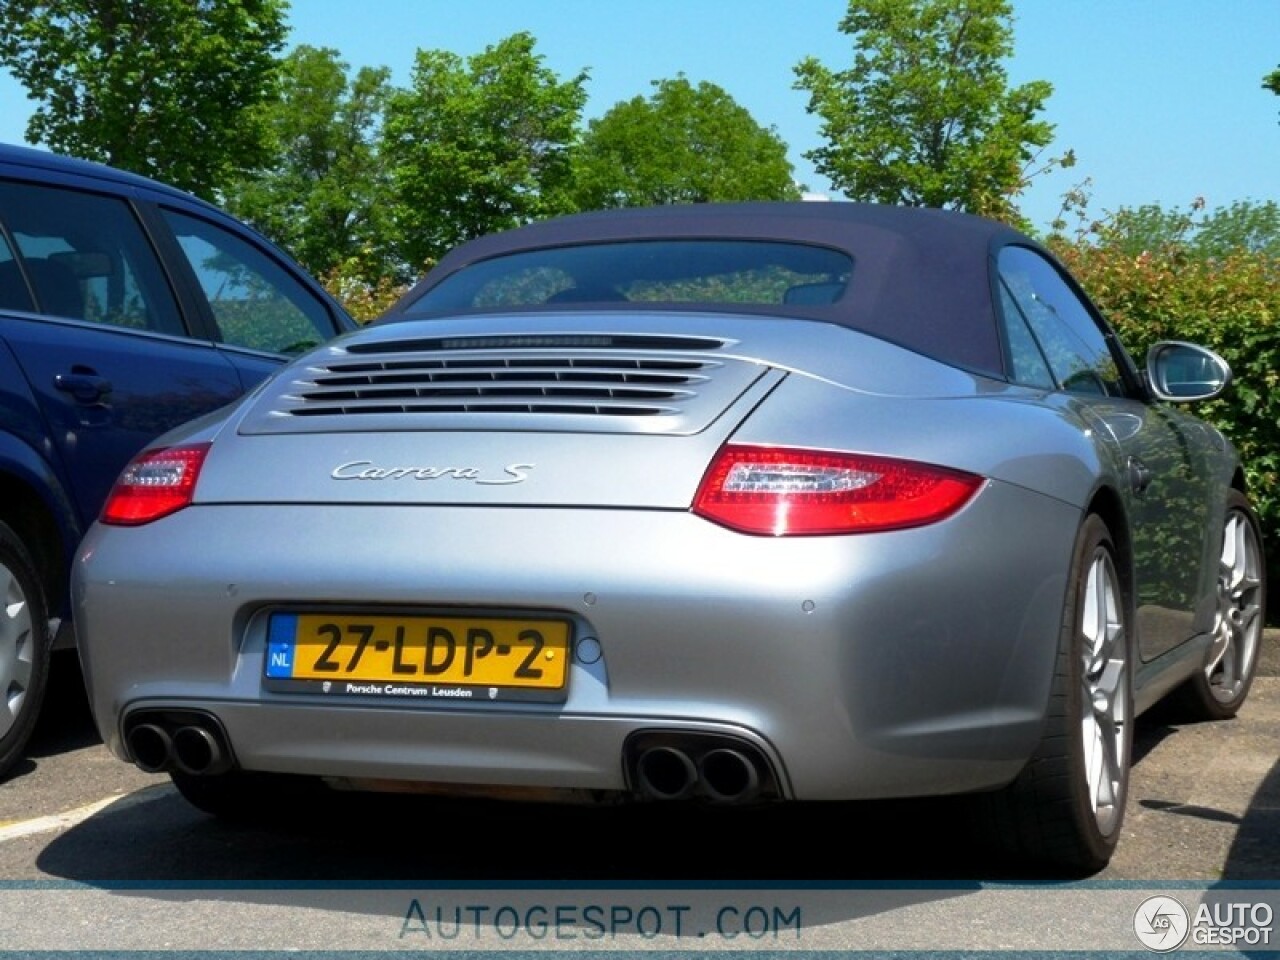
[1146,341,1232,402]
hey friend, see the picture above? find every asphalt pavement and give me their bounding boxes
[1100,628,1278,879]
[0,631,1275,882]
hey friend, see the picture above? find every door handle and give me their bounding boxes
[54,371,113,404]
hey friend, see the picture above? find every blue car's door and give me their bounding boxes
[0,178,244,529]
[1,313,243,529]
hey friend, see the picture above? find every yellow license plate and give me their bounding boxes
[266,613,570,694]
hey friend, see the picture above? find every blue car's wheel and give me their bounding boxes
[0,521,50,781]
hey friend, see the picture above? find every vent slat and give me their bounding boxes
[342,334,725,355]
[282,349,721,420]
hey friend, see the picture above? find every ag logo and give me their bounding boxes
[1134,895,1190,952]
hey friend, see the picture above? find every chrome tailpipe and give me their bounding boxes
[126,723,173,774]
[626,732,778,804]
[698,748,762,803]
[635,746,699,800]
[123,711,234,776]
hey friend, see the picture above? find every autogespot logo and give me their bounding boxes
[1134,895,1191,952]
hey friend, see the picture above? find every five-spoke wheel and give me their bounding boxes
[0,521,50,780]
[1174,490,1264,720]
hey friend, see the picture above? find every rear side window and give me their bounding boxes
[163,209,335,355]
[0,180,184,335]
[998,246,1126,397]
[997,284,1055,390]
[413,241,854,312]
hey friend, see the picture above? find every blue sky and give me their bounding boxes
[1,0,1277,232]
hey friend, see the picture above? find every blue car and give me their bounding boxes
[0,143,354,777]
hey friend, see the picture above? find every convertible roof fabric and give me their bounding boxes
[390,202,1042,378]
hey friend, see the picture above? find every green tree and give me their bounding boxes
[1197,201,1280,258]
[794,0,1056,220]
[1065,199,1280,260]
[381,32,588,273]
[1267,66,1280,118]
[571,75,801,209]
[223,45,393,282]
[0,0,287,198]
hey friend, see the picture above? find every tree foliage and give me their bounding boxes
[572,75,801,209]
[222,45,393,281]
[381,32,588,273]
[794,0,1056,220]
[1087,200,1280,260]
[1267,65,1280,120]
[0,0,287,198]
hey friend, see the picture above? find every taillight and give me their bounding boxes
[692,445,982,536]
[101,443,211,526]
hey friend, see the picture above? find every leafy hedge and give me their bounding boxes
[1051,237,1280,564]
[322,257,411,324]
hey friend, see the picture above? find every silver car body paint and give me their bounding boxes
[73,311,1233,800]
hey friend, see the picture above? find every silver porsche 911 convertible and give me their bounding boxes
[73,202,1263,873]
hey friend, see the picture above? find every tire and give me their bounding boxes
[983,515,1133,874]
[0,521,51,781]
[1169,489,1265,721]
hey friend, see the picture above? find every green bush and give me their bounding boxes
[1050,236,1280,561]
[322,257,412,324]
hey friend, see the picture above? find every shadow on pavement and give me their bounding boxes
[26,652,100,758]
[37,783,1050,885]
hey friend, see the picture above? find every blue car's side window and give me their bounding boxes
[0,180,185,337]
[162,209,336,356]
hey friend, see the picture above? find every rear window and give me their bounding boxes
[410,241,853,312]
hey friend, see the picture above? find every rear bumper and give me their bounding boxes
[74,481,1080,801]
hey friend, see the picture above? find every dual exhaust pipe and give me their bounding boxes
[631,739,773,804]
[124,713,233,777]
[126,714,774,803]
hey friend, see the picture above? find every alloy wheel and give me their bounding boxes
[0,558,34,739]
[1206,509,1263,704]
[1079,546,1128,836]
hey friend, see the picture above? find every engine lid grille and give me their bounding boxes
[239,334,776,436]
[293,355,711,417]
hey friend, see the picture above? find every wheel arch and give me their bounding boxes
[1231,466,1249,495]
[0,443,82,621]
[1084,485,1135,614]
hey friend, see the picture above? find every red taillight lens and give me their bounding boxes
[101,443,211,526]
[692,445,982,536]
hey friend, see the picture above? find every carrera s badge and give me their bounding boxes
[331,461,533,485]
